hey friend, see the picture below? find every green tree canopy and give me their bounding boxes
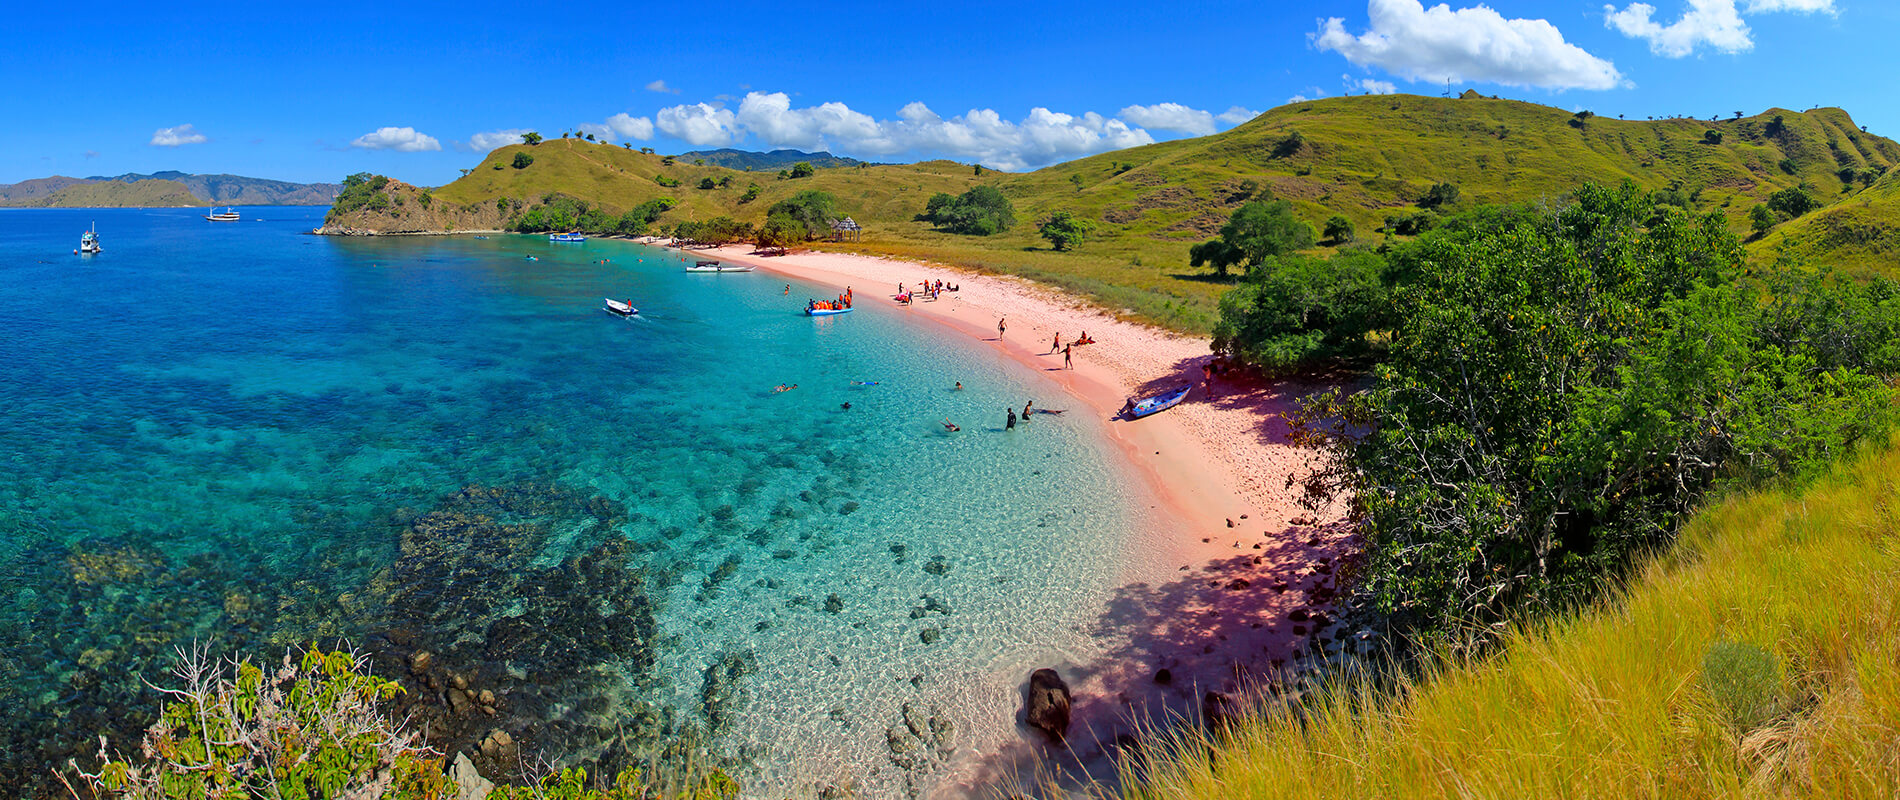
[1037,211,1091,251]
[522,132,543,146]
[1191,198,1315,276]
[789,161,816,179]
[512,152,534,169]
[1323,215,1355,244]
[766,190,839,240]
[917,185,1015,235]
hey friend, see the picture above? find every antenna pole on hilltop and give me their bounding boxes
[1443,78,1451,97]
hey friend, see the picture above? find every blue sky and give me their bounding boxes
[3,0,1886,185]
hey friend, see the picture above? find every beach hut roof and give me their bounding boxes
[831,217,860,231]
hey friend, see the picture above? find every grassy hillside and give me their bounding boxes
[1126,438,1900,799]
[0,175,94,204]
[21,178,206,208]
[332,97,1900,333]
[1759,167,1900,278]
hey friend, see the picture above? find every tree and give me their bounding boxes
[1419,182,1460,209]
[1749,204,1776,236]
[1323,215,1355,244]
[1272,130,1307,158]
[789,161,816,179]
[522,131,543,146]
[584,132,596,141]
[561,132,569,139]
[916,185,1015,235]
[1038,211,1091,251]
[640,147,655,155]
[765,190,839,240]
[698,177,718,190]
[1213,251,1391,375]
[1188,239,1244,278]
[1702,129,1724,145]
[1767,185,1818,218]
[1190,199,1314,276]
[512,152,535,169]
[973,164,984,176]
[738,183,761,204]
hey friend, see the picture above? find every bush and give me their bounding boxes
[1778,158,1798,175]
[512,152,534,169]
[698,177,717,190]
[1702,129,1724,145]
[1289,181,1900,645]
[66,645,450,799]
[654,175,681,188]
[916,186,1015,235]
[738,184,761,204]
[1038,211,1091,251]
[764,190,839,241]
[1213,251,1389,375]
[788,161,815,179]
[1767,185,1818,218]
[1419,182,1460,210]
[329,172,392,217]
[1323,215,1355,244]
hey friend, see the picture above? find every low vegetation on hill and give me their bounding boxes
[321,97,1900,334]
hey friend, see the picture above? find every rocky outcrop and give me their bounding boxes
[316,178,507,235]
[1024,668,1072,743]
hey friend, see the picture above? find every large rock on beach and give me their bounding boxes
[1024,668,1072,743]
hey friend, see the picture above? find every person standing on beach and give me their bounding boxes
[998,317,1007,340]
[1006,408,1017,430]
[1063,344,1073,370]
[1050,333,1060,353]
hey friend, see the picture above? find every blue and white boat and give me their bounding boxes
[1123,384,1192,420]
[79,223,101,254]
[549,233,587,242]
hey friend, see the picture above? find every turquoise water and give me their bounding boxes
[0,208,1150,795]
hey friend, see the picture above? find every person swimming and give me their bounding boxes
[942,419,960,432]
[774,384,798,393]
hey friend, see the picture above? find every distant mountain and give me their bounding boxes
[17,179,205,208]
[85,171,340,205]
[0,176,93,205]
[674,149,869,171]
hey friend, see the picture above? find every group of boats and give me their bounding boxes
[78,206,247,254]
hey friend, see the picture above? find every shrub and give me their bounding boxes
[765,190,839,240]
[916,186,1015,235]
[1778,158,1798,175]
[66,645,450,799]
[329,173,392,217]
[698,177,717,190]
[1323,215,1355,244]
[1213,251,1390,375]
[1419,182,1460,210]
[738,184,761,204]
[512,152,534,169]
[1702,129,1724,145]
[1767,185,1818,218]
[788,161,815,179]
[654,175,681,188]
[1038,211,1091,251]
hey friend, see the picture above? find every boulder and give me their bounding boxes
[451,752,494,800]
[1024,668,1072,743]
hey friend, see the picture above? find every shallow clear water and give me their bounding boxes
[0,207,1150,796]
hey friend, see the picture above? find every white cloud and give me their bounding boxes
[575,114,655,143]
[1314,0,1625,90]
[655,103,740,146]
[1346,75,1399,94]
[1288,94,1314,104]
[646,79,680,94]
[1216,106,1261,124]
[1118,103,1217,136]
[468,129,532,151]
[150,124,208,147]
[734,92,884,151]
[1604,0,1834,57]
[84,150,100,159]
[351,127,441,152]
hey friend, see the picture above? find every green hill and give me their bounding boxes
[323,96,1900,332]
[674,148,868,170]
[86,171,341,205]
[1757,166,1900,277]
[20,179,206,208]
[1127,436,1900,799]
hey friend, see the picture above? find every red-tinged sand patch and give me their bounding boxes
[686,242,1352,794]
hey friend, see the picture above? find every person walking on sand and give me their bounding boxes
[1063,343,1073,370]
[1050,333,1060,353]
[998,317,1007,340]
[1006,408,1017,430]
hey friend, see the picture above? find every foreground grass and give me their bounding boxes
[1127,440,1900,799]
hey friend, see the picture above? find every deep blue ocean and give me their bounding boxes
[0,207,1149,795]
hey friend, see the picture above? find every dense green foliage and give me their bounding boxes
[764,190,839,241]
[917,186,1016,235]
[1767,185,1819,218]
[672,216,753,245]
[788,161,815,179]
[1190,199,1316,277]
[1037,211,1090,251]
[522,132,543,146]
[513,152,535,169]
[1277,182,1900,642]
[330,173,393,216]
[1212,251,1388,375]
[1323,215,1355,244]
[509,194,674,235]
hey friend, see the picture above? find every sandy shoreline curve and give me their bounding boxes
[662,240,1350,793]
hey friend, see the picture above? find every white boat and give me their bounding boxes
[204,207,241,222]
[79,223,100,254]
[684,261,754,273]
[604,298,638,316]
[549,233,587,242]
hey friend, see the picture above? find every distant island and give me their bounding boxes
[0,171,340,208]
